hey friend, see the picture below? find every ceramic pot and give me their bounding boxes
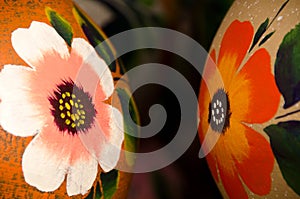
[0,0,136,198]
[198,0,300,198]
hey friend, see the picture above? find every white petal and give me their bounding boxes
[11,21,69,69]
[22,133,69,192]
[72,38,114,99]
[79,105,124,172]
[66,155,98,196]
[0,65,46,136]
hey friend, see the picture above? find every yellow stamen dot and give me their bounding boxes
[71,123,76,128]
[66,92,71,97]
[72,94,76,99]
[80,110,86,115]
[70,99,74,106]
[81,115,86,119]
[75,102,79,108]
[71,114,76,121]
[67,111,71,117]
[65,119,71,125]
[75,114,80,120]
[60,113,65,119]
[59,99,63,104]
[77,110,81,115]
[79,120,85,124]
[77,99,81,102]
[65,102,71,110]
[62,93,66,99]
[59,105,64,111]
[79,104,84,109]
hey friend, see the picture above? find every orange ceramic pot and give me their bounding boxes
[198,0,300,198]
[0,0,136,198]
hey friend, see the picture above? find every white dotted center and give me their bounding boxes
[58,91,86,129]
[211,99,225,127]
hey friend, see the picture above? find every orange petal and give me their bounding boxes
[218,162,248,199]
[239,48,280,123]
[218,20,254,73]
[235,125,274,195]
[210,49,216,63]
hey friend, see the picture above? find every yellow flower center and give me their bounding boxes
[49,80,96,135]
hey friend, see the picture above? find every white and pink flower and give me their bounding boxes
[0,21,124,196]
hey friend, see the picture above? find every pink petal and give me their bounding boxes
[0,65,46,136]
[71,38,114,101]
[22,125,96,193]
[22,132,69,192]
[66,153,98,196]
[79,104,124,172]
[11,21,69,69]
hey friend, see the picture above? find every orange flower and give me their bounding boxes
[198,20,280,198]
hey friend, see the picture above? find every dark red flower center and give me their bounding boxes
[49,80,97,135]
[208,89,231,133]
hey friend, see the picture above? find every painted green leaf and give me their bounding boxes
[275,23,300,109]
[259,31,275,46]
[100,169,119,199]
[85,180,102,199]
[116,88,139,166]
[46,7,73,46]
[264,121,300,195]
[72,4,116,70]
[249,18,269,52]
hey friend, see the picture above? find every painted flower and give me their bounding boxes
[198,20,280,198]
[0,21,124,196]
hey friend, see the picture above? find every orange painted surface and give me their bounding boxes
[0,1,128,198]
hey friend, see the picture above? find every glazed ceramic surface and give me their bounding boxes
[0,1,136,198]
[198,0,300,198]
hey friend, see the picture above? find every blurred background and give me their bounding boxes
[75,0,234,198]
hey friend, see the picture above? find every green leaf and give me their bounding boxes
[116,88,139,166]
[259,31,275,46]
[264,121,300,195]
[275,23,300,108]
[95,180,103,199]
[85,180,103,199]
[45,7,73,46]
[101,170,119,199]
[72,5,116,70]
[249,18,269,52]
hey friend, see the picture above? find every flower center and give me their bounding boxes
[49,80,97,135]
[208,89,231,133]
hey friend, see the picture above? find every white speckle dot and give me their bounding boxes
[219,101,222,107]
[212,110,215,116]
[216,109,219,114]
[222,113,224,119]
[213,116,216,122]
[216,120,219,125]
[214,103,216,108]
[277,16,283,21]
[284,191,288,197]
[216,100,219,105]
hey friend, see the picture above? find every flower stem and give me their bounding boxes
[275,108,300,120]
